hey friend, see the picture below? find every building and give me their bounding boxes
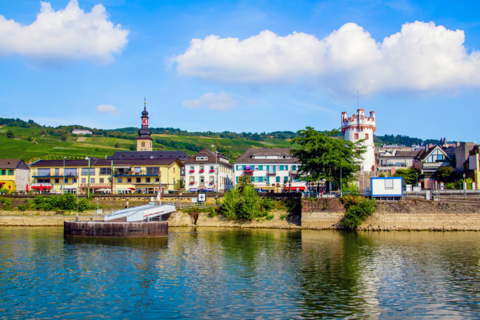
[137,98,153,151]
[377,149,425,175]
[29,158,183,194]
[341,109,376,171]
[72,129,92,135]
[184,149,234,192]
[0,159,29,192]
[415,146,452,189]
[234,148,307,192]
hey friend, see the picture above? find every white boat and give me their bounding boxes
[104,203,176,222]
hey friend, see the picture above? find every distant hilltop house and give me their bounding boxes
[72,129,92,135]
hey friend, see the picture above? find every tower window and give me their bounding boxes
[142,142,145,147]
[354,133,359,139]
[365,133,369,139]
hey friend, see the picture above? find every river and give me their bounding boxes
[1,227,479,319]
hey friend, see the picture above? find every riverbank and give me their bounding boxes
[3,199,480,230]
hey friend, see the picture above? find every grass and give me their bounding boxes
[0,126,294,163]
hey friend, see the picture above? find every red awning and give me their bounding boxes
[284,186,306,191]
[128,187,135,190]
[32,185,52,189]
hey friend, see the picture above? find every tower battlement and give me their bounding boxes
[341,109,376,130]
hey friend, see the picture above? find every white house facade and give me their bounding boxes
[234,148,307,192]
[184,149,234,192]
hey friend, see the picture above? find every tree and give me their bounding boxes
[115,142,120,148]
[436,166,455,182]
[6,130,14,139]
[290,127,365,187]
[129,145,135,151]
[393,168,419,185]
[61,135,67,141]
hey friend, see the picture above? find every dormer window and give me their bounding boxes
[196,156,208,161]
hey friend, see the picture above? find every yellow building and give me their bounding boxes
[0,159,29,193]
[30,158,183,194]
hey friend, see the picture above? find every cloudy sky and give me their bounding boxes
[1,0,479,141]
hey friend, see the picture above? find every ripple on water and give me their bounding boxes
[0,228,480,319]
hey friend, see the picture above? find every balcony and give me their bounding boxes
[114,172,158,177]
[189,170,195,174]
[379,163,408,168]
[80,183,111,189]
[189,181,196,185]
[209,169,215,173]
[33,173,78,178]
[244,169,254,175]
[199,169,205,173]
[290,169,298,175]
[266,171,276,176]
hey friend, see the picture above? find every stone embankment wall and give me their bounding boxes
[0,215,92,226]
[302,199,480,231]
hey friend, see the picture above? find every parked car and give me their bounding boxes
[255,188,266,193]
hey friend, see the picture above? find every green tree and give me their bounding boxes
[290,127,365,187]
[436,166,455,182]
[129,145,135,150]
[6,130,14,139]
[61,135,67,141]
[393,168,419,185]
[115,142,120,148]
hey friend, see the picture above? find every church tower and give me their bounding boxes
[136,98,153,151]
[341,109,376,171]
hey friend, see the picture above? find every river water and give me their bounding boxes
[1,227,480,319]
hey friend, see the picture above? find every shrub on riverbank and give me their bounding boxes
[0,198,13,210]
[220,185,275,220]
[30,194,95,212]
[340,196,377,230]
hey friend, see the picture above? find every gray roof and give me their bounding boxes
[184,149,233,167]
[0,159,28,170]
[106,151,190,162]
[235,148,299,163]
[395,150,425,158]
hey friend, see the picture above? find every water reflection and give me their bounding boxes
[0,227,480,319]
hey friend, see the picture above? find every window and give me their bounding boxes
[292,165,296,170]
[134,167,141,174]
[242,165,246,170]
[55,168,60,175]
[136,178,141,183]
[142,142,145,147]
[259,177,264,182]
[82,178,86,183]
[173,178,176,185]
[354,133,359,139]
[118,178,122,183]
[100,178,104,183]
[284,176,289,182]
[0,170,4,175]
[259,165,263,170]
[276,176,281,183]
[64,179,68,183]
[266,176,270,183]
[81,168,95,176]
[73,178,77,183]
[285,165,288,170]
[385,179,394,189]
[55,179,59,184]
[173,168,175,173]
[8,170,13,175]
[38,168,50,176]
[200,177,204,183]
[91,178,95,183]
[236,165,238,170]
[251,177,256,182]
[155,178,159,182]
[38,179,50,183]
[127,178,132,183]
[280,165,284,171]
[65,168,77,176]
[236,177,239,183]
[146,167,159,175]
[365,133,369,139]
[146,178,151,183]
[100,168,111,175]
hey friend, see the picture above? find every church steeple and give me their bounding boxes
[136,97,153,151]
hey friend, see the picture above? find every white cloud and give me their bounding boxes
[0,0,128,64]
[174,21,480,96]
[182,92,237,111]
[96,104,122,115]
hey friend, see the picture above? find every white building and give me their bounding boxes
[184,149,234,192]
[234,148,307,192]
[341,109,376,172]
[72,129,93,135]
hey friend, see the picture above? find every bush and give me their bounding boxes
[280,214,287,220]
[220,185,261,220]
[266,214,274,220]
[339,196,377,230]
[261,197,274,213]
[17,204,26,211]
[78,198,95,212]
[0,198,13,210]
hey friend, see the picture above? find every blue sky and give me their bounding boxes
[1,0,479,142]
